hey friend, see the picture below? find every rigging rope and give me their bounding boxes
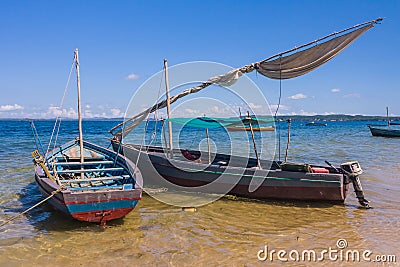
[0,185,67,228]
[148,66,166,147]
[131,115,150,178]
[46,59,75,155]
[52,118,62,158]
[274,56,283,161]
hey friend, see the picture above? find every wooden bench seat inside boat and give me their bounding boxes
[54,160,114,166]
[55,156,105,162]
[54,167,124,174]
[68,184,124,191]
[59,174,130,183]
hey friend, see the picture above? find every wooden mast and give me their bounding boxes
[206,128,211,164]
[164,59,173,158]
[387,107,390,128]
[285,118,291,162]
[247,111,261,169]
[74,48,85,178]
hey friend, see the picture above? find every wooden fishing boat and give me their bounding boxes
[368,125,400,138]
[305,121,327,127]
[31,49,142,225]
[226,125,275,131]
[110,19,383,207]
[32,139,142,224]
[226,112,275,131]
[111,141,367,205]
[368,107,400,138]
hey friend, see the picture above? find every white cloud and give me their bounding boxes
[210,106,220,114]
[331,88,340,93]
[297,109,317,116]
[47,106,63,117]
[0,104,126,119]
[125,73,139,80]
[41,105,78,119]
[183,108,199,115]
[110,108,123,117]
[288,93,307,100]
[0,104,24,112]
[270,104,290,111]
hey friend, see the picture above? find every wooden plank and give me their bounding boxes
[54,161,114,166]
[54,167,124,174]
[68,184,124,191]
[54,156,105,161]
[59,175,130,183]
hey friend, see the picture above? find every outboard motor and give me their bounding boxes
[340,161,370,208]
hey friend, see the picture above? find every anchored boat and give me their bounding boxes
[368,126,400,137]
[226,113,275,132]
[110,19,383,207]
[31,49,142,225]
[368,107,400,138]
[306,121,327,127]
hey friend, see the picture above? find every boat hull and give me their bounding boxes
[33,140,142,224]
[113,141,348,203]
[368,125,400,138]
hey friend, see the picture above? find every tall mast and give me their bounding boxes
[74,48,85,176]
[164,59,173,158]
[386,106,390,128]
[247,111,261,169]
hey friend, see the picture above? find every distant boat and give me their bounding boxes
[306,121,327,126]
[368,107,400,138]
[226,125,275,131]
[368,125,400,137]
[226,112,275,131]
[31,49,142,225]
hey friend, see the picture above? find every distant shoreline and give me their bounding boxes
[1,114,399,122]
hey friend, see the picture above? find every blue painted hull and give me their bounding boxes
[33,139,142,224]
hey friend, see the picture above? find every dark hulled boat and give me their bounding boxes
[109,19,382,207]
[111,141,365,204]
[368,125,400,138]
[306,121,327,127]
[226,126,275,131]
[368,107,400,138]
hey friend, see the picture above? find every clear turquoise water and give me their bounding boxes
[0,119,399,266]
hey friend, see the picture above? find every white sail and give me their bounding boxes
[110,18,382,138]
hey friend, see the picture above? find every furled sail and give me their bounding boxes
[110,18,382,138]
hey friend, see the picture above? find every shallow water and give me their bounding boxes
[0,120,399,266]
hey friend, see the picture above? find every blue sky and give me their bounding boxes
[0,0,399,118]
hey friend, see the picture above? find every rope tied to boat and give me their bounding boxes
[0,185,67,228]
